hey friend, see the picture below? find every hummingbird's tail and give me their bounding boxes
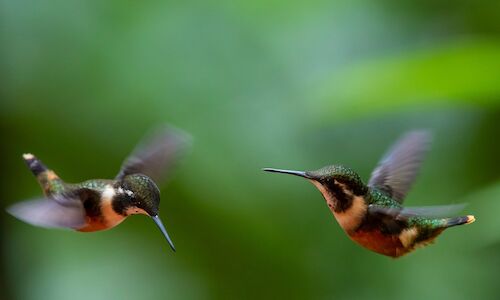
[23,153,65,196]
[443,215,476,228]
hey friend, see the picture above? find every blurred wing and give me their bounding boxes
[368,203,467,220]
[116,125,191,184]
[368,131,431,203]
[7,196,86,229]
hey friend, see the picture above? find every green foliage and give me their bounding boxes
[318,40,500,119]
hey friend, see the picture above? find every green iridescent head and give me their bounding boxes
[120,174,161,216]
[306,165,359,180]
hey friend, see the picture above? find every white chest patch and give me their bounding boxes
[102,185,116,200]
[309,180,367,232]
[101,185,126,228]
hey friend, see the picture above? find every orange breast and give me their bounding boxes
[348,230,408,257]
[76,217,110,232]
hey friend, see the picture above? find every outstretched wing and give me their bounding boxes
[367,203,467,234]
[368,131,431,203]
[368,203,467,220]
[115,125,191,184]
[7,195,86,229]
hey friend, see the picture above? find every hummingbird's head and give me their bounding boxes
[306,165,365,191]
[263,165,368,212]
[120,174,161,216]
[115,174,176,251]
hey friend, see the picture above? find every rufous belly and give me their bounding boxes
[348,228,444,258]
[77,217,110,232]
[348,230,408,258]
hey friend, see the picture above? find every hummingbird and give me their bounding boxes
[7,126,190,252]
[263,131,475,257]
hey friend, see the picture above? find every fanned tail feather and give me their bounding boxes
[22,153,64,196]
[23,153,48,176]
[444,215,475,228]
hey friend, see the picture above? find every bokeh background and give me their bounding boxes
[1,1,500,299]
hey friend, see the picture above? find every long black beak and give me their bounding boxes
[151,215,176,252]
[262,168,311,179]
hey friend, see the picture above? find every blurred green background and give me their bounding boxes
[1,0,500,299]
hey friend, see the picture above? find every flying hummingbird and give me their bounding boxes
[263,131,475,257]
[7,126,190,252]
